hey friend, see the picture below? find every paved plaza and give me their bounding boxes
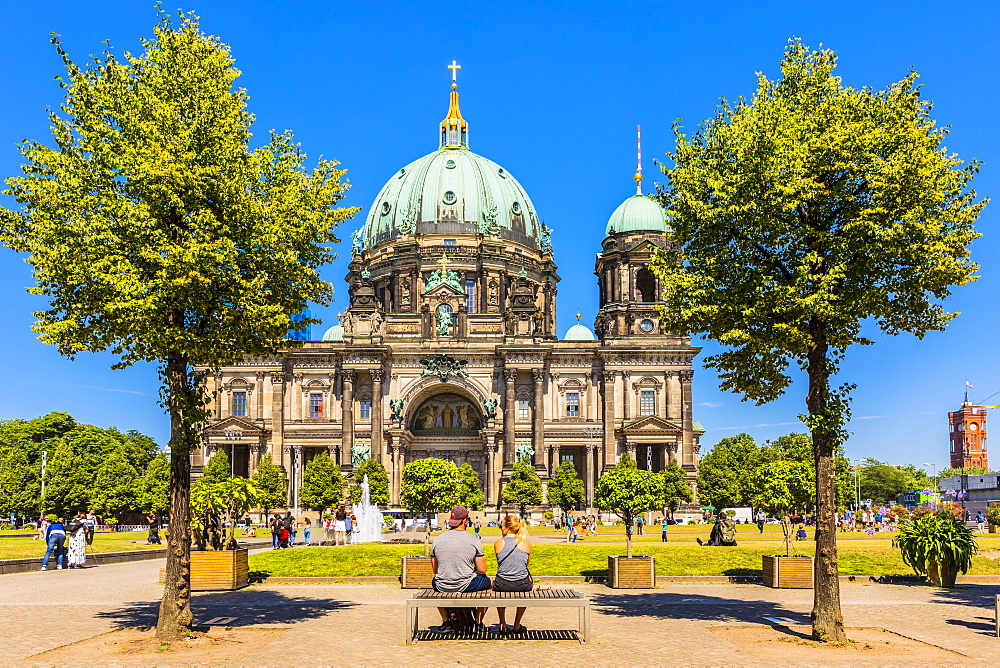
[2,555,998,666]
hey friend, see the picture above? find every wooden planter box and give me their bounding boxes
[190,549,249,591]
[401,556,433,589]
[989,525,999,534]
[762,555,813,589]
[608,555,656,589]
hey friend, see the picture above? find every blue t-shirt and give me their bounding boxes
[46,523,66,540]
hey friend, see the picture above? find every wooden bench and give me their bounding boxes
[406,589,591,644]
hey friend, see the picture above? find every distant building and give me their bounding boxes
[948,403,988,470]
[939,474,997,516]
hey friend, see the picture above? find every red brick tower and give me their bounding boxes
[949,404,989,469]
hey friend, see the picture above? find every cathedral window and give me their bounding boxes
[636,267,657,302]
[231,391,247,417]
[359,400,372,420]
[309,393,324,418]
[465,279,476,313]
[640,391,656,416]
[518,399,530,419]
[443,239,456,245]
[565,392,580,418]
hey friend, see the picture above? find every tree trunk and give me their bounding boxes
[625,513,634,558]
[807,319,847,642]
[782,515,793,557]
[156,354,195,640]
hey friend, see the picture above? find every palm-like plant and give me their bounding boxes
[893,509,977,587]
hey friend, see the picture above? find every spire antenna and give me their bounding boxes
[634,124,643,195]
[440,60,468,148]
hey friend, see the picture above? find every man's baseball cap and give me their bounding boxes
[447,506,470,527]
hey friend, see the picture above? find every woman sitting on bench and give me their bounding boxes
[493,515,534,634]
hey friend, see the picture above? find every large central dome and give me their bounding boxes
[361,147,541,248]
[360,75,541,250]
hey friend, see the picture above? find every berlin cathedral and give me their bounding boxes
[197,65,703,513]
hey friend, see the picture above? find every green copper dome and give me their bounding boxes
[321,324,344,342]
[360,147,542,248]
[564,323,596,341]
[605,194,668,236]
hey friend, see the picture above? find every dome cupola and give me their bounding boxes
[605,125,669,237]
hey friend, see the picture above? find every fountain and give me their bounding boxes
[351,474,384,544]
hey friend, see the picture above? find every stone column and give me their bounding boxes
[371,368,385,468]
[667,371,682,421]
[340,369,356,469]
[291,373,303,422]
[390,441,402,506]
[551,444,561,477]
[484,444,498,506]
[270,371,285,468]
[532,369,546,471]
[585,444,597,508]
[255,371,265,420]
[589,371,600,421]
[667,443,678,466]
[503,368,517,468]
[601,370,617,471]
[625,441,637,466]
[680,370,695,467]
[292,445,302,513]
[620,370,631,422]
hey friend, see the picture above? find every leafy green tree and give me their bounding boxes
[300,451,345,523]
[859,459,925,505]
[43,439,91,515]
[0,11,357,636]
[651,42,983,641]
[939,466,990,478]
[0,447,40,517]
[455,463,485,511]
[251,453,287,521]
[90,449,140,519]
[547,460,585,526]
[502,460,542,519]
[401,458,461,556]
[594,456,664,557]
[661,461,694,520]
[751,460,814,556]
[139,453,171,514]
[349,459,390,506]
[697,434,769,510]
[198,451,232,486]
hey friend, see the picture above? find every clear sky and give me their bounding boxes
[1,1,997,471]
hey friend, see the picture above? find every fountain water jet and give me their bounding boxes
[351,474,384,544]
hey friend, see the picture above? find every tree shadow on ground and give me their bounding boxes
[943,616,995,636]
[591,591,806,623]
[927,584,1000,608]
[94,588,356,629]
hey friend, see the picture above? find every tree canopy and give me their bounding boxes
[300,451,345,515]
[661,461,693,519]
[349,459,390,506]
[251,453,287,518]
[455,463,485,511]
[547,460,585,515]
[595,456,663,557]
[0,11,357,638]
[651,40,984,642]
[401,458,461,556]
[502,460,542,518]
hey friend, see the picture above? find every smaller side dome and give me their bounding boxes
[606,195,668,236]
[564,323,597,341]
[322,324,344,342]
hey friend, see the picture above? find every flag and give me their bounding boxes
[966,380,974,389]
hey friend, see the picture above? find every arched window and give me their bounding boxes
[636,267,657,302]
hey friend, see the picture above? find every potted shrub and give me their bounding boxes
[399,458,461,588]
[893,504,978,587]
[752,461,814,588]
[987,504,1000,534]
[594,456,663,588]
[189,477,260,590]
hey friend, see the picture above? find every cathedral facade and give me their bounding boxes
[196,71,703,512]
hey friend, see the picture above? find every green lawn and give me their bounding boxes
[247,536,1000,578]
[0,530,167,560]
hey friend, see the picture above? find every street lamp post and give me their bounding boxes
[39,450,48,515]
[852,458,862,510]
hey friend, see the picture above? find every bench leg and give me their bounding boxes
[581,605,591,644]
[406,603,417,645]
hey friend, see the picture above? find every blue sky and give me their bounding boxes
[1,2,997,472]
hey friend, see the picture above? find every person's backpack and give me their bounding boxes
[720,520,736,543]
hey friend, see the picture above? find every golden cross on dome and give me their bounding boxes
[448,60,461,87]
[437,253,453,271]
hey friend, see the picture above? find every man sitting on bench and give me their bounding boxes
[430,505,491,632]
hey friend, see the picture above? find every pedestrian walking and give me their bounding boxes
[270,514,282,549]
[636,516,645,536]
[977,512,987,533]
[303,518,312,545]
[146,512,161,545]
[661,518,669,542]
[66,512,88,569]
[755,509,766,534]
[334,505,348,545]
[41,517,67,570]
[473,516,482,540]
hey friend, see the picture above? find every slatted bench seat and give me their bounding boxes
[406,589,591,645]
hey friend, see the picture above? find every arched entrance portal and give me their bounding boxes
[407,391,487,486]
